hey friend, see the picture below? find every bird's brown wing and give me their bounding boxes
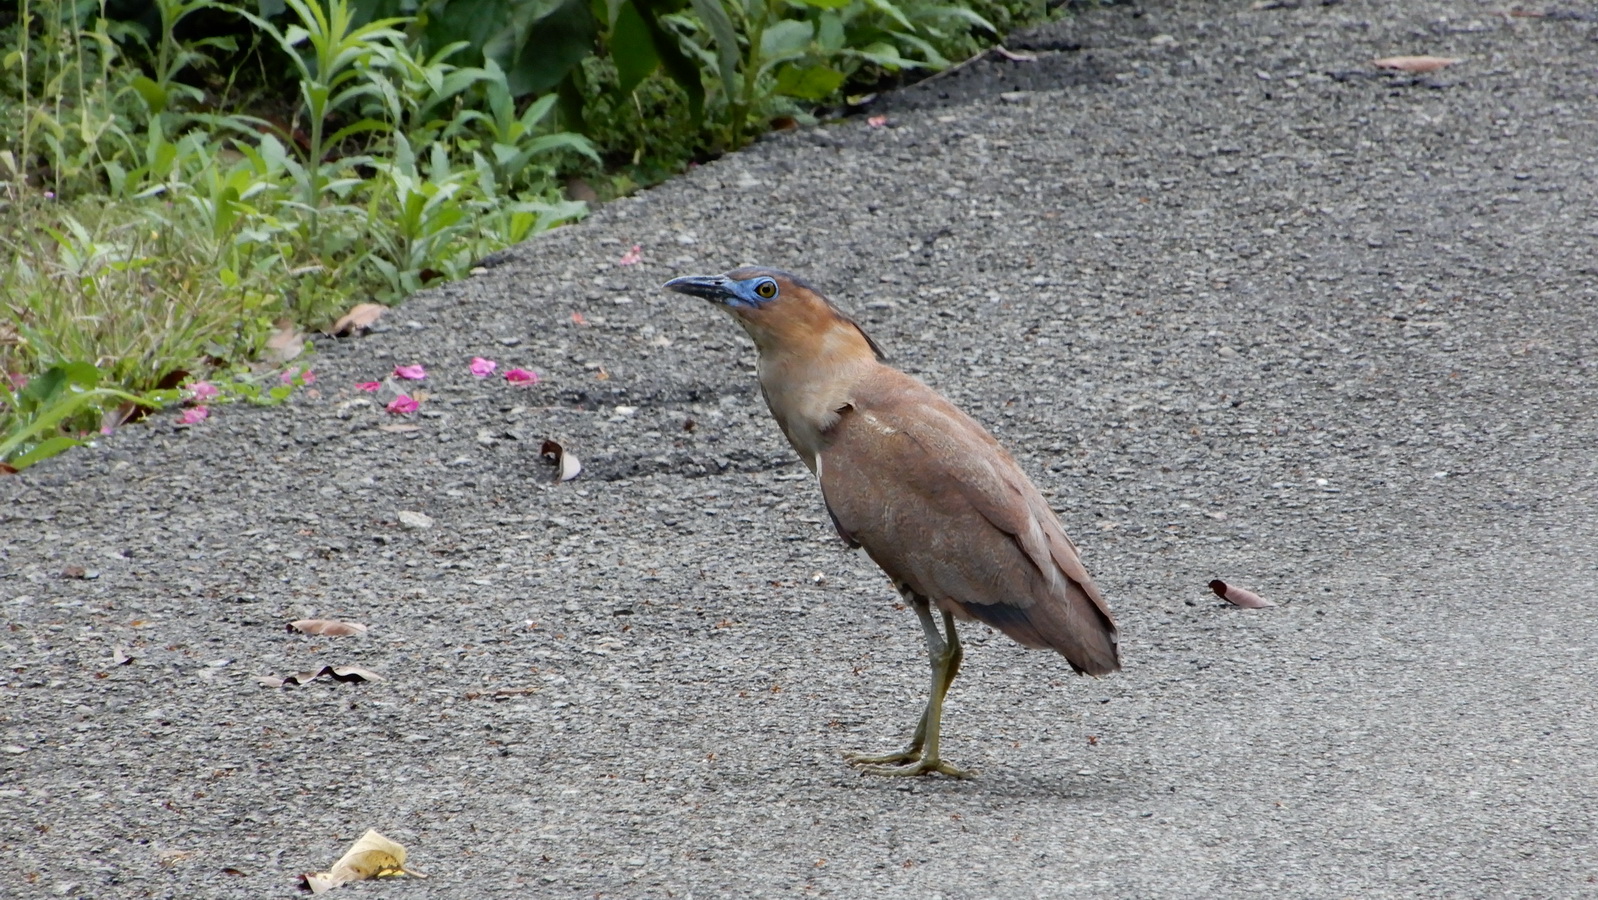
[818,371,1119,676]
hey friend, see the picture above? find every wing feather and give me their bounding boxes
[818,370,1119,676]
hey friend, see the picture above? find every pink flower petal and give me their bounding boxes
[868,115,888,128]
[188,381,219,402]
[356,381,381,392]
[618,244,643,266]
[394,364,427,380]
[469,357,498,377]
[178,406,210,425]
[278,368,316,385]
[386,395,419,414]
[504,368,540,385]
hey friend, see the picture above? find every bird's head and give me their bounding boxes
[663,266,885,361]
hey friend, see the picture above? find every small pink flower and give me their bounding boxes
[280,368,316,385]
[868,115,888,128]
[178,406,210,425]
[188,381,219,402]
[386,395,419,414]
[469,357,498,378]
[618,244,643,266]
[394,364,427,380]
[504,368,539,385]
[356,381,381,392]
[9,373,30,390]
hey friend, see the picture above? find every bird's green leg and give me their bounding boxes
[849,600,974,778]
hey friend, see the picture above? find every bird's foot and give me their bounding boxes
[843,747,922,767]
[852,757,975,779]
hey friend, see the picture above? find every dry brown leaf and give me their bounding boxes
[1209,579,1277,609]
[288,619,369,637]
[302,829,424,893]
[993,46,1037,62]
[329,303,386,337]
[1372,55,1463,73]
[263,319,307,365]
[541,439,583,483]
[255,664,382,688]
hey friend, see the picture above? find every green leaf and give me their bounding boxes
[688,0,742,97]
[495,0,599,95]
[8,436,85,470]
[760,19,813,62]
[611,0,661,96]
[131,75,168,115]
[774,63,846,100]
[632,0,706,122]
[816,11,844,53]
[789,0,850,8]
[862,0,913,31]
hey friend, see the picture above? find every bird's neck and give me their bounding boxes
[745,316,879,472]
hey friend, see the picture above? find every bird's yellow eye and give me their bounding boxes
[755,279,778,299]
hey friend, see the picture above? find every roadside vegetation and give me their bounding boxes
[0,0,1054,469]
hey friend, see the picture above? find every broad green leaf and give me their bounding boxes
[760,19,813,62]
[774,64,846,100]
[817,11,844,53]
[495,0,599,95]
[131,76,168,115]
[611,0,661,96]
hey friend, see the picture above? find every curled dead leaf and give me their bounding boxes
[1209,579,1277,609]
[302,829,425,893]
[1372,55,1462,74]
[264,319,307,365]
[540,439,582,483]
[287,619,369,637]
[255,665,382,688]
[329,303,387,337]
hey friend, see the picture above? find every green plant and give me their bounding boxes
[236,0,410,257]
[0,361,167,471]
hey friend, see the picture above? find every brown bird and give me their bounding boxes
[664,267,1119,777]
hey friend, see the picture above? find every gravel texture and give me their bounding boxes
[4,1,1597,896]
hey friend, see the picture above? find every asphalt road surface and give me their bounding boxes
[4,1,1596,897]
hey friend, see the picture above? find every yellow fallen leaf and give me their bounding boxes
[1372,55,1462,73]
[302,829,425,893]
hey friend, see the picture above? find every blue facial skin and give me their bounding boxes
[663,274,781,308]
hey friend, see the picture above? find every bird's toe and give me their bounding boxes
[853,758,975,779]
[844,747,923,767]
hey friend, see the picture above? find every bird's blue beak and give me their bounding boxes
[663,274,736,305]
